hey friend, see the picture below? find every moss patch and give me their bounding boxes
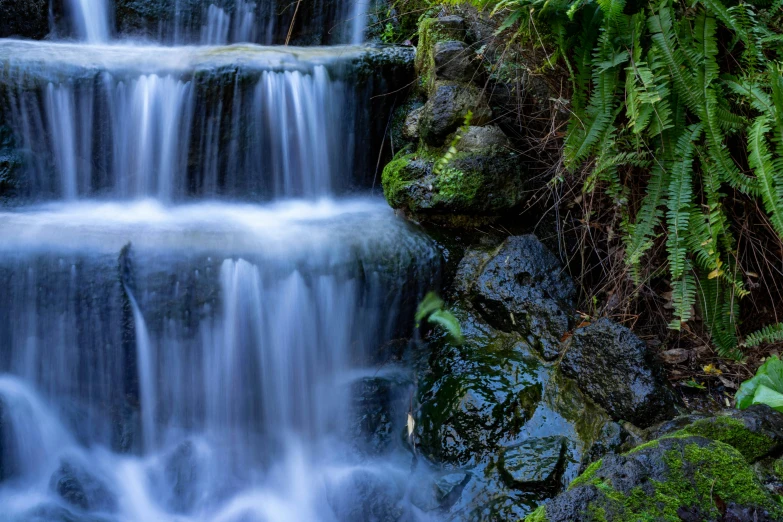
[678,416,776,463]
[545,437,783,522]
[525,505,548,522]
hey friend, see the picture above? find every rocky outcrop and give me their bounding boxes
[382,14,538,226]
[419,81,492,145]
[382,148,526,223]
[560,319,678,428]
[527,404,783,522]
[349,375,409,456]
[0,0,49,39]
[49,458,117,512]
[473,235,577,359]
[413,302,617,521]
[525,406,783,521]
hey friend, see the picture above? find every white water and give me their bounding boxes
[62,0,367,45]
[0,2,422,521]
[3,42,353,200]
[67,0,111,43]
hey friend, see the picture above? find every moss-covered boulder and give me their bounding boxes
[381,147,526,224]
[647,405,783,463]
[419,81,492,145]
[527,406,783,521]
[415,16,468,81]
[560,319,679,428]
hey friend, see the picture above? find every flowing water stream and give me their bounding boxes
[0,2,440,521]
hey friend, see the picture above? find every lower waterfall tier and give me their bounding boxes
[0,198,441,522]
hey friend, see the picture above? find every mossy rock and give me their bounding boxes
[648,405,783,463]
[380,147,527,225]
[419,81,492,145]
[415,16,467,82]
[529,435,783,521]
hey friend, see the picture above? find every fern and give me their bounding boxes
[743,323,783,348]
[489,0,783,356]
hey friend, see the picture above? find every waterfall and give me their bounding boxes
[0,4,433,521]
[67,0,111,43]
[125,287,157,453]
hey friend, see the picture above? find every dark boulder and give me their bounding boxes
[419,81,492,145]
[326,469,405,522]
[349,375,407,455]
[432,40,478,84]
[49,459,117,512]
[457,125,511,152]
[560,318,678,428]
[0,124,23,198]
[473,235,576,359]
[415,16,467,77]
[500,436,566,488]
[528,435,783,521]
[415,308,546,467]
[0,0,50,39]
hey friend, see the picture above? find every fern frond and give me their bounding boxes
[743,323,783,347]
[748,116,783,237]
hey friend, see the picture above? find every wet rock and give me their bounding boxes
[415,16,467,77]
[0,125,22,198]
[16,503,114,522]
[474,235,576,359]
[403,106,423,140]
[50,459,117,512]
[350,376,407,455]
[419,82,492,145]
[451,247,493,300]
[457,125,511,152]
[416,308,545,467]
[326,469,404,522]
[381,148,525,224]
[580,421,629,472]
[529,436,783,522]
[432,41,478,83]
[410,471,471,512]
[163,440,201,513]
[0,395,13,482]
[0,0,49,39]
[501,436,566,488]
[647,405,783,463]
[560,318,678,428]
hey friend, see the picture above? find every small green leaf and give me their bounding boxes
[428,309,464,345]
[751,384,783,412]
[415,292,444,325]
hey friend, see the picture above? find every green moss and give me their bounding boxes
[564,439,782,522]
[567,459,603,490]
[524,505,548,522]
[679,416,775,463]
[774,458,783,480]
[433,167,482,206]
[415,17,466,85]
[381,152,416,207]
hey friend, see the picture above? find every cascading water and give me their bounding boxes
[61,0,368,45]
[0,2,439,521]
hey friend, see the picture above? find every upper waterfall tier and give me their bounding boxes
[0,40,413,201]
[1,0,372,45]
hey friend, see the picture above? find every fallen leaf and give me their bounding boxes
[661,348,690,364]
[407,412,415,439]
[718,376,737,389]
[703,364,722,376]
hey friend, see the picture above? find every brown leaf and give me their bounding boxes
[718,376,737,390]
[660,348,690,365]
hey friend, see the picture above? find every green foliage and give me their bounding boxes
[736,355,783,412]
[433,110,473,175]
[482,0,783,357]
[415,292,464,344]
